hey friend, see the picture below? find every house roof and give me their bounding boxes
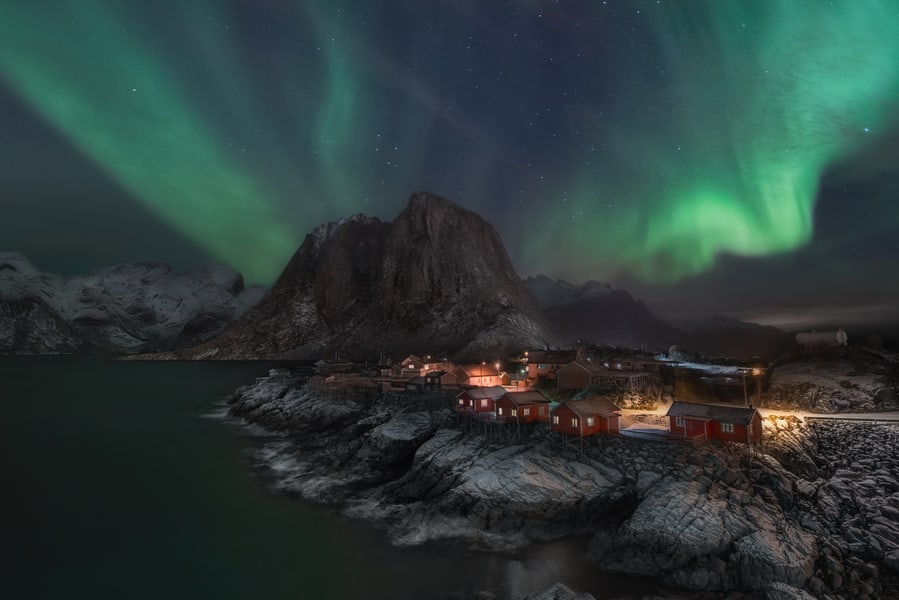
[560,360,607,374]
[666,401,757,425]
[458,386,506,400]
[555,396,620,418]
[501,391,550,406]
[457,364,500,377]
[425,370,449,378]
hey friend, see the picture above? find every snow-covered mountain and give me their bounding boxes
[0,253,265,354]
[523,275,686,349]
[523,275,613,308]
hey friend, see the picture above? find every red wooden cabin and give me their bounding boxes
[666,401,762,444]
[455,386,506,413]
[550,396,621,437]
[495,391,551,424]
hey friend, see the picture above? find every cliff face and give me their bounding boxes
[0,253,265,354]
[191,192,557,360]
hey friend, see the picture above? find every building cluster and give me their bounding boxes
[310,349,763,448]
[453,386,761,447]
[313,350,662,394]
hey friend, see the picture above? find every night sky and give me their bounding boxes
[2,1,898,329]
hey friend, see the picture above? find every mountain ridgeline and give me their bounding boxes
[188,191,795,360]
[188,192,557,360]
[1,192,791,360]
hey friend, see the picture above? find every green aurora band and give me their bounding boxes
[2,2,898,285]
[537,1,899,282]
[0,2,325,283]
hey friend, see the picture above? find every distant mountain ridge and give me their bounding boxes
[670,314,793,361]
[524,275,687,349]
[0,253,264,354]
[2,193,793,361]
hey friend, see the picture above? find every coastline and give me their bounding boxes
[225,371,899,598]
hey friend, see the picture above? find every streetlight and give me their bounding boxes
[752,367,763,405]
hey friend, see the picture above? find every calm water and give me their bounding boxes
[1,357,666,599]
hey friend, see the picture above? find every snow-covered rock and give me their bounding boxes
[767,349,899,413]
[0,252,265,354]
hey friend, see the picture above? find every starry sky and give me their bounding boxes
[2,1,898,330]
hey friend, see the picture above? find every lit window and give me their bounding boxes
[523,408,530,416]
[498,407,504,416]
[552,415,559,425]
[458,398,464,405]
[721,422,734,433]
[675,417,684,427]
[539,406,546,415]
[586,417,595,427]
[511,409,518,417]
[481,399,488,408]
[571,417,578,427]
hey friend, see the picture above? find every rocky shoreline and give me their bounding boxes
[228,372,899,599]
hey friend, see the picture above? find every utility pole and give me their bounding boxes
[742,370,749,406]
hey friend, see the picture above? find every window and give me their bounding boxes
[523,408,530,416]
[675,417,684,427]
[480,399,488,408]
[586,417,595,427]
[552,415,559,425]
[458,398,464,405]
[498,407,504,416]
[511,408,518,417]
[721,422,734,433]
[571,417,579,427]
[539,406,546,415]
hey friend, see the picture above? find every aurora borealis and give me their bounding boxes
[2,1,898,324]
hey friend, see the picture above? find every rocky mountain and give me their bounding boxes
[671,314,794,362]
[0,253,265,354]
[524,275,686,350]
[188,192,558,360]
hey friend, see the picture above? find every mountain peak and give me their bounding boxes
[524,275,613,309]
[191,191,557,359]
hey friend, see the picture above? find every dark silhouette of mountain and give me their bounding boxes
[670,315,793,362]
[188,192,558,360]
[524,275,687,350]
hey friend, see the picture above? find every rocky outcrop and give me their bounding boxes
[762,416,899,598]
[521,583,595,600]
[191,192,558,360]
[227,372,835,597]
[589,480,815,591]
[766,347,899,413]
[0,253,264,354]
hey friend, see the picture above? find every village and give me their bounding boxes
[300,346,768,454]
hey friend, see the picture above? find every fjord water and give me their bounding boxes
[1,357,659,599]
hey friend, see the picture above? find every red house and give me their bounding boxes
[495,391,551,424]
[666,401,762,444]
[526,350,578,381]
[455,386,506,413]
[550,396,621,437]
